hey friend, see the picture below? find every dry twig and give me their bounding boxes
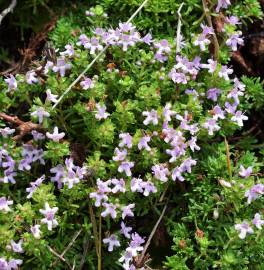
[0,0,17,25]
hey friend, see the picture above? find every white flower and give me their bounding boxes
[46,127,65,142]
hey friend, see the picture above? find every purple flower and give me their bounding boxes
[168,69,188,84]
[212,105,225,120]
[239,165,252,178]
[0,127,15,138]
[50,164,65,189]
[26,71,38,84]
[77,34,90,47]
[127,233,145,256]
[252,213,264,229]
[141,181,157,196]
[194,34,211,51]
[95,103,110,120]
[26,175,45,199]
[152,164,170,182]
[80,77,95,90]
[0,197,13,212]
[46,126,65,142]
[225,101,238,115]
[121,204,135,219]
[9,240,24,253]
[119,133,133,148]
[46,89,58,104]
[8,258,23,269]
[31,130,45,141]
[180,158,197,173]
[218,65,233,81]
[60,44,75,57]
[172,167,185,182]
[235,221,253,239]
[118,161,134,176]
[201,59,217,73]
[142,109,159,125]
[44,61,54,74]
[162,104,176,122]
[138,135,151,151]
[101,203,117,219]
[52,57,71,77]
[202,118,220,136]
[113,148,127,162]
[245,184,264,204]
[30,224,41,239]
[216,0,231,13]
[207,88,221,102]
[0,258,9,269]
[226,32,244,51]
[188,136,200,152]
[225,16,241,26]
[130,177,144,193]
[31,107,50,124]
[154,39,171,54]
[39,202,59,231]
[142,33,153,45]
[120,222,132,238]
[85,37,104,54]
[103,234,120,252]
[5,74,17,92]
[111,178,126,193]
[231,111,248,127]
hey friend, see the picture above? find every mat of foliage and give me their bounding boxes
[0,0,264,269]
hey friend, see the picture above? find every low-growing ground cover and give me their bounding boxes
[0,0,264,269]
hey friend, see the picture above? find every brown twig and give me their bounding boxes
[0,0,17,25]
[202,0,219,60]
[0,112,43,140]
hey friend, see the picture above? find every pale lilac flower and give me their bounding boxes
[118,161,134,177]
[113,148,127,162]
[252,213,264,229]
[162,104,176,122]
[226,32,244,51]
[10,240,24,253]
[119,250,133,269]
[95,103,110,120]
[218,65,233,81]
[0,127,15,138]
[26,71,38,84]
[0,258,8,269]
[154,39,171,54]
[8,259,23,269]
[152,164,169,182]
[212,105,225,120]
[231,111,248,127]
[202,118,220,135]
[172,167,185,182]
[127,233,145,256]
[101,203,117,219]
[141,181,157,196]
[188,136,200,152]
[52,58,71,77]
[142,33,153,45]
[60,44,75,57]
[111,178,126,193]
[194,34,211,51]
[239,165,252,178]
[5,74,17,91]
[77,34,90,47]
[235,221,253,239]
[154,53,168,63]
[216,0,231,13]
[44,61,54,74]
[168,69,188,84]
[245,184,264,204]
[85,37,103,54]
[142,109,159,125]
[90,191,109,207]
[46,89,58,104]
[26,175,45,199]
[30,225,41,239]
[201,59,217,73]
[31,107,50,124]
[227,88,244,105]
[119,133,133,148]
[39,202,59,231]
[130,177,144,193]
[120,222,132,239]
[225,101,238,115]
[138,136,151,151]
[103,234,120,252]
[46,127,65,142]
[80,77,95,90]
[50,164,64,189]
[180,158,197,173]
[226,16,241,26]
[207,88,221,102]
[0,197,13,212]
[121,204,135,219]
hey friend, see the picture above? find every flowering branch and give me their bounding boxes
[0,0,17,25]
[52,0,150,109]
